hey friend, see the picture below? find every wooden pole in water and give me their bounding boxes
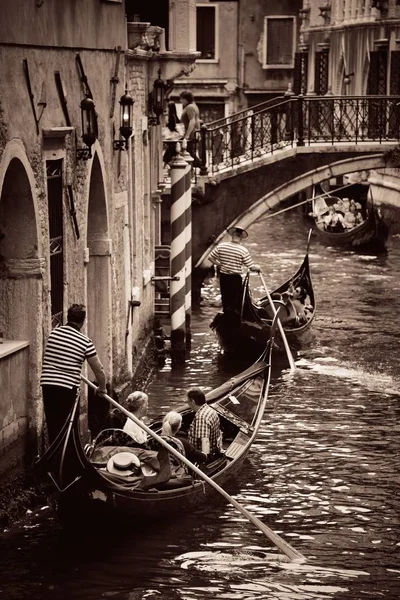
[169,145,188,365]
[81,376,306,563]
[181,140,194,349]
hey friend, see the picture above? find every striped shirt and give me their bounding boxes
[40,325,97,389]
[188,404,221,453]
[209,242,254,275]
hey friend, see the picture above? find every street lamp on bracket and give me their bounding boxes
[113,87,135,151]
[76,96,98,160]
[148,68,168,126]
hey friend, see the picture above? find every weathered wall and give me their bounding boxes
[0,0,125,48]
[0,0,158,478]
[191,2,238,83]
[0,345,30,478]
[240,0,302,95]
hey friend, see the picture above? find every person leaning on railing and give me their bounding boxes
[180,90,201,166]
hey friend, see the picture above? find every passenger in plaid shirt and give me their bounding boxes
[187,387,222,456]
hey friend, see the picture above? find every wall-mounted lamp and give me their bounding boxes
[343,72,354,85]
[148,68,167,125]
[77,96,98,160]
[113,87,135,151]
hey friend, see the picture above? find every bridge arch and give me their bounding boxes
[196,152,386,269]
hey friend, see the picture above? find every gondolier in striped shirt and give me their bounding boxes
[208,226,261,313]
[40,304,107,445]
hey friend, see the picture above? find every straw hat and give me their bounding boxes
[227,226,248,239]
[106,452,141,477]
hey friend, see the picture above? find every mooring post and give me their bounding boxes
[180,140,194,350]
[169,146,188,366]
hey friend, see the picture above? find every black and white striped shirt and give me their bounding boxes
[209,242,254,274]
[40,325,97,389]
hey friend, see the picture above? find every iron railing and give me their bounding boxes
[197,95,400,174]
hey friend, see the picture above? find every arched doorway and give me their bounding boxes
[0,156,42,471]
[86,154,111,379]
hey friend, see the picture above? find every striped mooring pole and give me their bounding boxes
[181,141,194,349]
[169,146,188,365]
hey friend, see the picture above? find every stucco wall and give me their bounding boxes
[0,1,158,470]
[192,2,238,82]
[240,0,302,93]
[0,0,126,49]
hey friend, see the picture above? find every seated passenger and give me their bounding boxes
[122,391,149,445]
[344,204,363,229]
[333,198,344,213]
[323,206,345,232]
[290,286,314,324]
[186,387,222,459]
[161,411,207,474]
[341,198,351,213]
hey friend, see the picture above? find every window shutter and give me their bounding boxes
[266,18,294,66]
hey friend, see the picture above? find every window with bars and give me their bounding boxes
[367,50,388,95]
[196,4,218,60]
[263,16,296,69]
[294,52,309,95]
[46,160,64,328]
[315,50,329,96]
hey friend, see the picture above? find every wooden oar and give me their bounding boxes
[81,375,305,563]
[259,272,296,372]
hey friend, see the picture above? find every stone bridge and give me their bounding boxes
[192,146,389,273]
[161,94,400,297]
[186,94,400,285]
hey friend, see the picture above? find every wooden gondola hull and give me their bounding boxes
[314,209,388,251]
[35,355,274,526]
[211,253,315,356]
[311,189,389,251]
[58,448,250,524]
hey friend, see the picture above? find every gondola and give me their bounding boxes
[210,241,315,357]
[35,318,278,526]
[311,183,388,252]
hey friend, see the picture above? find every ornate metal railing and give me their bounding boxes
[197,95,400,175]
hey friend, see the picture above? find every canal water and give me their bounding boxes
[1,209,400,600]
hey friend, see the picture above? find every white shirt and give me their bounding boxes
[123,418,148,444]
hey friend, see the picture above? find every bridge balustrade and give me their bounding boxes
[198,95,400,174]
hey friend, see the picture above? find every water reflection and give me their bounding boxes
[2,210,400,599]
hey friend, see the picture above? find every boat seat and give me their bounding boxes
[225,431,251,461]
[153,475,194,490]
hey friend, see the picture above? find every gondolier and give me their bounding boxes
[40,304,107,445]
[208,226,261,313]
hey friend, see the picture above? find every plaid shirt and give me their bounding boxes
[188,404,221,452]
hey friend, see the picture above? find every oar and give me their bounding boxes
[258,272,296,372]
[81,375,305,563]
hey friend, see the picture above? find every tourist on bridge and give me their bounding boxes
[180,90,201,166]
[208,226,261,313]
[40,304,107,445]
